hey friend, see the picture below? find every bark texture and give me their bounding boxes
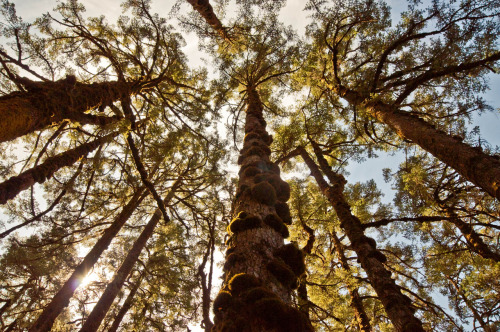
[337,86,500,200]
[300,147,424,332]
[212,88,312,332]
[445,210,500,262]
[0,77,136,143]
[0,131,119,205]
[107,274,144,332]
[79,179,181,332]
[331,231,371,332]
[186,0,228,39]
[28,189,147,332]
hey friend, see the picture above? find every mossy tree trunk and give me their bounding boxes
[28,189,147,332]
[0,131,119,205]
[336,86,500,200]
[300,147,425,332]
[212,88,313,332]
[331,231,372,332]
[185,0,227,39]
[79,178,182,332]
[0,77,139,143]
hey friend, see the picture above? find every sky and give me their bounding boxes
[4,0,500,330]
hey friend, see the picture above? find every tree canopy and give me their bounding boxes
[0,0,499,331]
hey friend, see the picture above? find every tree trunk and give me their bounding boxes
[28,188,147,332]
[300,147,425,332]
[0,131,119,205]
[186,0,228,39]
[79,178,182,332]
[446,275,492,332]
[212,88,313,331]
[107,274,144,332]
[0,77,138,143]
[336,86,500,200]
[331,231,372,332]
[445,210,500,262]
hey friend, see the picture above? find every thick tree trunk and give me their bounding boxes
[0,131,119,205]
[300,147,424,332]
[28,189,147,332]
[0,77,138,143]
[107,274,144,332]
[79,179,181,332]
[212,88,313,331]
[337,86,500,200]
[185,0,228,39]
[331,231,372,332]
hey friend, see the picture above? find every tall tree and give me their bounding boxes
[306,0,500,199]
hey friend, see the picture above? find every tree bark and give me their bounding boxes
[336,86,500,200]
[445,210,500,262]
[107,274,144,332]
[300,147,425,332]
[212,88,313,331]
[330,231,372,332]
[0,131,119,205]
[186,0,228,39]
[28,188,147,332]
[0,77,139,143]
[79,178,182,332]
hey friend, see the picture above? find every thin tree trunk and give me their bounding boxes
[331,231,372,332]
[446,210,500,262]
[0,131,119,205]
[185,0,228,39]
[336,86,500,200]
[213,88,313,331]
[300,147,424,332]
[107,274,144,332]
[79,178,182,332]
[446,275,492,332]
[0,77,140,143]
[28,188,147,332]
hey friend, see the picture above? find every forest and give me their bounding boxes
[0,0,499,331]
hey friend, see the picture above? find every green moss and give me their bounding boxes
[237,154,245,165]
[239,160,269,176]
[267,162,280,175]
[213,291,233,314]
[254,173,290,202]
[276,181,290,202]
[244,132,260,142]
[363,236,377,249]
[251,181,277,205]
[267,259,297,289]
[275,202,292,225]
[246,146,266,157]
[252,297,288,327]
[236,211,249,219]
[223,253,244,271]
[275,244,305,276]
[228,215,262,234]
[263,214,282,231]
[241,287,277,304]
[225,247,235,256]
[368,250,387,263]
[280,224,290,238]
[243,166,261,178]
[228,273,261,296]
[263,214,289,238]
[235,185,249,200]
